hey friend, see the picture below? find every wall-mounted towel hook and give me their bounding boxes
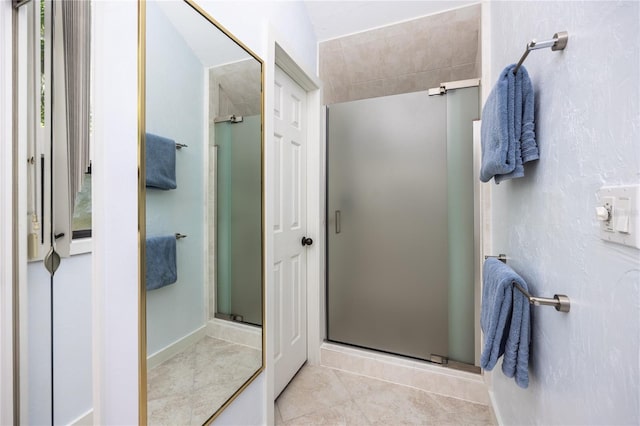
[175,233,187,239]
[513,31,568,74]
[175,143,188,150]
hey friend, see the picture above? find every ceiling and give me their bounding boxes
[303,0,478,42]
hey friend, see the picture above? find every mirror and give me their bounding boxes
[140,0,264,424]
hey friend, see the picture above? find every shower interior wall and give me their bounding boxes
[319,4,481,105]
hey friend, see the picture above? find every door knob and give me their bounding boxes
[301,236,313,247]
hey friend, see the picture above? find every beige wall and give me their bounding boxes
[319,4,481,104]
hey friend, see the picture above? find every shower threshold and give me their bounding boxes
[320,342,488,405]
[325,340,480,375]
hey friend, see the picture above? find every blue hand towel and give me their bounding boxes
[481,258,531,388]
[145,132,177,190]
[480,65,538,184]
[145,235,177,291]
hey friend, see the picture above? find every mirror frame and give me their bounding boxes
[137,0,265,423]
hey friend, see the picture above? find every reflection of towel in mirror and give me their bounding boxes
[145,235,177,291]
[480,64,538,184]
[145,132,177,189]
[480,258,530,388]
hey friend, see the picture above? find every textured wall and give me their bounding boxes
[319,4,480,104]
[487,2,640,425]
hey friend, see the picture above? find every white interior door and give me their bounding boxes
[273,66,308,397]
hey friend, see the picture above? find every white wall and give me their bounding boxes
[486,2,640,425]
[91,0,139,423]
[199,1,317,73]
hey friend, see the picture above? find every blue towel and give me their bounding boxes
[145,235,177,291]
[480,258,531,388]
[480,65,538,184]
[145,133,177,190]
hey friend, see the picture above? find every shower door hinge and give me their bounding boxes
[429,354,449,365]
[428,78,481,96]
[427,86,447,96]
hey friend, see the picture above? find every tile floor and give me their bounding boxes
[275,364,494,426]
[147,336,261,425]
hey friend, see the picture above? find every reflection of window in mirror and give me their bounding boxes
[71,163,92,240]
[25,0,93,260]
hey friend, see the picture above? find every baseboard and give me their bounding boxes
[147,325,207,369]
[488,389,503,425]
[320,342,490,405]
[207,318,262,350]
[70,409,93,426]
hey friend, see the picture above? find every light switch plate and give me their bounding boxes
[597,185,640,249]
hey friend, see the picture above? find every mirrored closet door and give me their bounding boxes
[14,0,94,424]
[140,1,264,424]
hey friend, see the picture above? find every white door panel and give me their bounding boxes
[274,66,308,397]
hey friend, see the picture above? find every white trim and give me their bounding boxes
[147,325,207,370]
[0,1,15,424]
[473,120,482,365]
[202,67,210,324]
[488,388,503,425]
[70,238,92,256]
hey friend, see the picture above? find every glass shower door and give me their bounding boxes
[327,87,478,365]
[215,117,262,326]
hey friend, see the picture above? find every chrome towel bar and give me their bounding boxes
[513,31,568,75]
[513,281,570,313]
[485,253,571,313]
[175,143,188,150]
[484,254,507,263]
[175,233,187,239]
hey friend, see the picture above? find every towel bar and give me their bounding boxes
[175,143,188,150]
[485,254,507,263]
[513,282,570,313]
[175,233,187,239]
[513,31,568,75]
[484,253,571,312]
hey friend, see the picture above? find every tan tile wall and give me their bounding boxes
[320,4,481,104]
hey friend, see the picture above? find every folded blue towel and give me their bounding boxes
[480,258,531,388]
[480,65,538,184]
[145,235,177,291]
[145,133,177,190]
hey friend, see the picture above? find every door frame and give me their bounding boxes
[1,1,15,424]
[264,30,324,424]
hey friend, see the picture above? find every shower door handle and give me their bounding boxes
[335,210,341,234]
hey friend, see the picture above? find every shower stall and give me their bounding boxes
[326,84,479,367]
